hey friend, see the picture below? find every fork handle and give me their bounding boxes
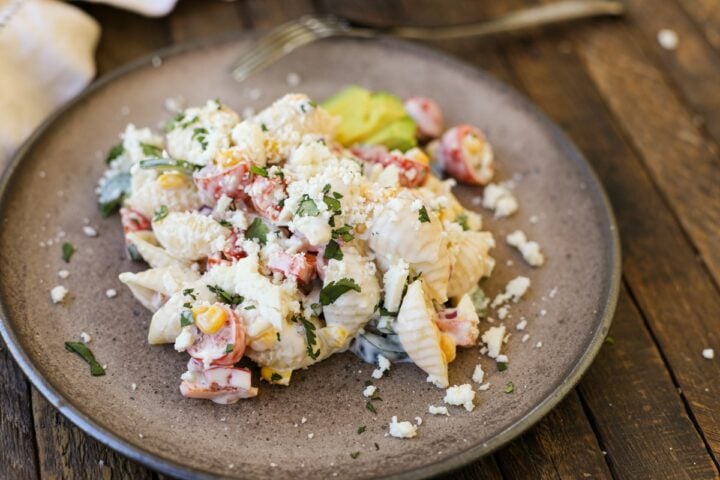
[347,0,624,40]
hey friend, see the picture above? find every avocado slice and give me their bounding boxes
[363,116,418,152]
[322,86,372,145]
[365,91,407,136]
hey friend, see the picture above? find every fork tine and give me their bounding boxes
[230,28,317,81]
[229,22,308,73]
[232,30,321,82]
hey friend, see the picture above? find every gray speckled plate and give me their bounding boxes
[0,34,619,479]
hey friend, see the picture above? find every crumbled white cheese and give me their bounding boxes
[496,354,509,364]
[444,384,476,412]
[415,416,423,425]
[482,183,518,218]
[371,354,391,379]
[478,383,491,391]
[506,230,545,267]
[58,270,69,279]
[492,276,531,308]
[131,383,137,391]
[363,385,377,398]
[388,416,418,438]
[428,405,449,416]
[301,416,307,424]
[105,289,117,298]
[83,226,98,237]
[482,325,506,358]
[382,260,409,313]
[703,348,715,360]
[657,29,679,50]
[174,326,197,352]
[521,333,530,343]
[497,306,509,320]
[80,332,92,344]
[50,285,68,304]
[536,341,543,348]
[516,318,527,331]
[471,364,485,384]
[286,72,301,86]
[307,433,314,439]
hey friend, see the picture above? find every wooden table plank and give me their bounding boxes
[241,0,317,29]
[0,340,39,480]
[496,392,612,480]
[573,19,720,289]
[580,288,718,479]
[674,0,720,51]
[169,0,245,41]
[498,20,720,466]
[32,391,154,480]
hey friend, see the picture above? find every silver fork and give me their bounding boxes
[230,0,624,82]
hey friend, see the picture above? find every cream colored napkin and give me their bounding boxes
[0,0,178,169]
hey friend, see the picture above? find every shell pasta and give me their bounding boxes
[100,93,496,403]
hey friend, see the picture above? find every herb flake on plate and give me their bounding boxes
[65,342,105,376]
[62,242,75,263]
[418,206,430,223]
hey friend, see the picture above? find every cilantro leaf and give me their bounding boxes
[418,206,430,223]
[65,342,105,376]
[497,362,508,372]
[98,171,131,217]
[323,239,343,261]
[217,219,233,228]
[298,316,319,359]
[331,225,354,242]
[192,127,209,150]
[455,213,470,231]
[322,183,331,194]
[207,284,243,306]
[61,242,75,263]
[261,123,268,132]
[320,278,361,306]
[153,205,169,222]
[350,452,360,459]
[250,165,268,177]
[357,425,366,434]
[105,143,125,164]
[127,244,142,262]
[246,217,269,245]
[366,401,377,414]
[271,372,282,382]
[296,194,320,217]
[504,382,514,394]
[180,310,194,327]
[140,142,162,157]
[225,343,234,354]
[323,195,341,212]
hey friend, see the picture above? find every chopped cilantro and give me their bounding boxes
[299,316,319,359]
[504,382,514,394]
[322,183,331,194]
[105,143,125,164]
[366,401,377,414]
[183,288,196,300]
[310,303,322,316]
[180,310,194,327]
[140,142,162,157]
[250,165,268,177]
[183,302,192,309]
[61,242,75,263]
[225,343,234,354]
[153,205,169,222]
[296,194,320,217]
[331,225,354,242]
[244,305,256,310]
[217,219,233,228]
[323,195,341,213]
[374,442,380,451]
[319,278,361,306]
[455,213,470,231]
[276,332,281,342]
[418,205,430,223]
[246,217,269,245]
[207,284,243,306]
[139,158,202,173]
[164,112,184,131]
[604,336,615,345]
[180,115,199,129]
[271,372,282,382]
[98,171,131,217]
[192,127,209,150]
[350,452,360,459]
[65,342,105,376]
[357,425,366,434]
[364,380,373,387]
[323,239,343,261]
[261,123,268,132]
[127,244,142,261]
[497,362,508,372]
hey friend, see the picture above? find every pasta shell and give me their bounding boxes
[322,247,381,338]
[153,211,230,262]
[119,265,199,313]
[126,168,201,219]
[369,193,450,302]
[447,231,495,299]
[395,280,449,388]
[125,231,189,269]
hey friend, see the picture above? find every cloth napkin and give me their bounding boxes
[0,0,178,169]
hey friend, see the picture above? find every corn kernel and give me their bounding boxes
[355,223,367,234]
[216,149,242,168]
[157,172,187,189]
[406,147,430,166]
[439,333,457,363]
[193,304,227,335]
[251,328,278,351]
[464,134,483,155]
[261,367,292,386]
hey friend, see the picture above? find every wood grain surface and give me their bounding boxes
[1,0,719,478]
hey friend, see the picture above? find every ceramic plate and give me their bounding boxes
[0,34,620,479]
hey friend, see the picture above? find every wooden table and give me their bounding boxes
[2,0,719,478]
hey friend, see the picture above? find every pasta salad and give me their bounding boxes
[97,91,500,404]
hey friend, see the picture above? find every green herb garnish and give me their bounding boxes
[366,401,377,414]
[61,242,75,263]
[299,316,319,359]
[250,165,268,177]
[217,219,233,228]
[244,305,256,310]
[164,112,184,131]
[180,310,194,327]
[497,362,508,372]
[455,213,470,231]
[183,288,196,300]
[261,123,268,132]
[320,278,361,306]
[296,194,320,217]
[105,143,125,164]
[331,225,354,242]
[310,303,322,316]
[207,284,243,306]
[65,342,105,376]
[418,206,430,223]
[357,425,366,434]
[276,332,281,342]
[140,142,163,157]
[504,382,514,394]
[271,372,282,382]
[192,127,209,150]
[139,157,202,173]
[225,344,234,354]
[153,205,169,222]
[323,195,341,213]
[350,452,360,459]
[98,171,131,217]
[127,243,142,261]
[324,239,343,261]
[374,442,380,451]
[183,302,192,309]
[246,217,269,245]
[604,336,615,345]
[322,184,331,194]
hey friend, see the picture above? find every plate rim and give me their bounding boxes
[0,31,621,480]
